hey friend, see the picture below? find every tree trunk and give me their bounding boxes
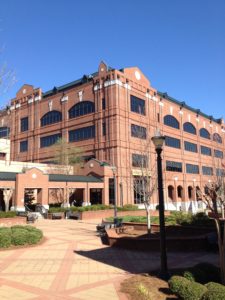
[215,219,225,285]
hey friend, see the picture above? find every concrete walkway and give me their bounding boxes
[0,219,219,300]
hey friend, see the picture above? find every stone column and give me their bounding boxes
[3,188,13,212]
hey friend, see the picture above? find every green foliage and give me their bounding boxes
[49,207,67,213]
[202,282,225,300]
[169,276,207,300]
[0,211,17,218]
[183,271,195,282]
[117,204,139,211]
[205,282,225,292]
[0,227,12,248]
[0,225,43,248]
[168,275,190,297]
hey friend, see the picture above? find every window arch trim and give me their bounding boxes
[199,128,210,139]
[213,133,222,144]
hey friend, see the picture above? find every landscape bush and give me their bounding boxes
[202,282,225,300]
[168,275,190,297]
[0,225,43,248]
[0,211,17,218]
[185,263,221,284]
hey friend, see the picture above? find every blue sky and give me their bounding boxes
[1,0,225,119]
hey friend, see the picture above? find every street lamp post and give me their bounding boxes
[151,132,169,279]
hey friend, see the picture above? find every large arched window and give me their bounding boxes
[183,122,196,135]
[163,115,180,129]
[199,128,210,139]
[69,101,95,119]
[41,110,62,127]
[213,133,222,144]
[0,127,10,138]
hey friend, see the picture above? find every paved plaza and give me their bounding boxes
[0,219,219,300]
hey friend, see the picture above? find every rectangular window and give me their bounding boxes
[130,95,145,115]
[69,125,95,142]
[184,141,197,153]
[21,117,29,132]
[186,163,199,174]
[109,178,115,205]
[216,168,225,176]
[102,122,106,136]
[102,98,106,110]
[166,161,182,172]
[20,140,28,152]
[214,149,223,158]
[40,133,61,148]
[132,154,148,168]
[131,124,147,139]
[202,166,213,176]
[201,145,212,156]
[165,136,181,149]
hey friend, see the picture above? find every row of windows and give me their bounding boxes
[69,126,95,142]
[164,115,223,143]
[166,160,217,175]
[165,136,224,158]
[132,154,148,168]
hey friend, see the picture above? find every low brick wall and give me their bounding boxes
[106,227,213,252]
[0,217,26,226]
[79,209,170,220]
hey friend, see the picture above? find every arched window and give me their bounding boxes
[183,122,196,135]
[69,101,95,119]
[164,115,180,129]
[188,186,193,199]
[213,133,222,144]
[177,186,183,199]
[199,128,210,139]
[41,111,62,127]
[0,127,10,138]
[168,185,175,200]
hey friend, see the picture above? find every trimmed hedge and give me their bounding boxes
[0,211,17,218]
[49,204,139,213]
[0,225,43,248]
[202,282,225,300]
[168,275,207,300]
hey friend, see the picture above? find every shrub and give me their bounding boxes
[183,271,195,282]
[49,207,66,213]
[0,228,12,248]
[202,290,225,300]
[205,282,225,292]
[11,229,29,245]
[0,211,17,218]
[183,281,207,300]
[168,275,190,296]
[191,263,221,284]
[0,225,43,248]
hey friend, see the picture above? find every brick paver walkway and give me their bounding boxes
[0,219,219,300]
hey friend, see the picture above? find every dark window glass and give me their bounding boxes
[102,122,106,136]
[20,140,28,152]
[214,149,223,158]
[199,128,210,139]
[0,127,10,138]
[69,126,95,142]
[131,124,147,139]
[109,178,115,205]
[165,136,181,149]
[166,161,182,172]
[41,111,62,127]
[40,133,61,148]
[202,166,213,176]
[216,168,225,176]
[132,154,148,168]
[213,133,222,144]
[130,95,145,115]
[201,145,212,156]
[184,141,198,152]
[102,98,106,110]
[183,122,196,135]
[157,113,160,122]
[133,176,148,204]
[164,115,180,129]
[69,101,95,119]
[21,117,29,132]
[186,163,199,174]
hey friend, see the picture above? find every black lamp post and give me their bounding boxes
[151,132,169,279]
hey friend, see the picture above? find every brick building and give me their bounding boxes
[0,61,224,211]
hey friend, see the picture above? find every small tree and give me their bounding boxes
[130,123,157,234]
[51,138,84,205]
[196,164,225,284]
